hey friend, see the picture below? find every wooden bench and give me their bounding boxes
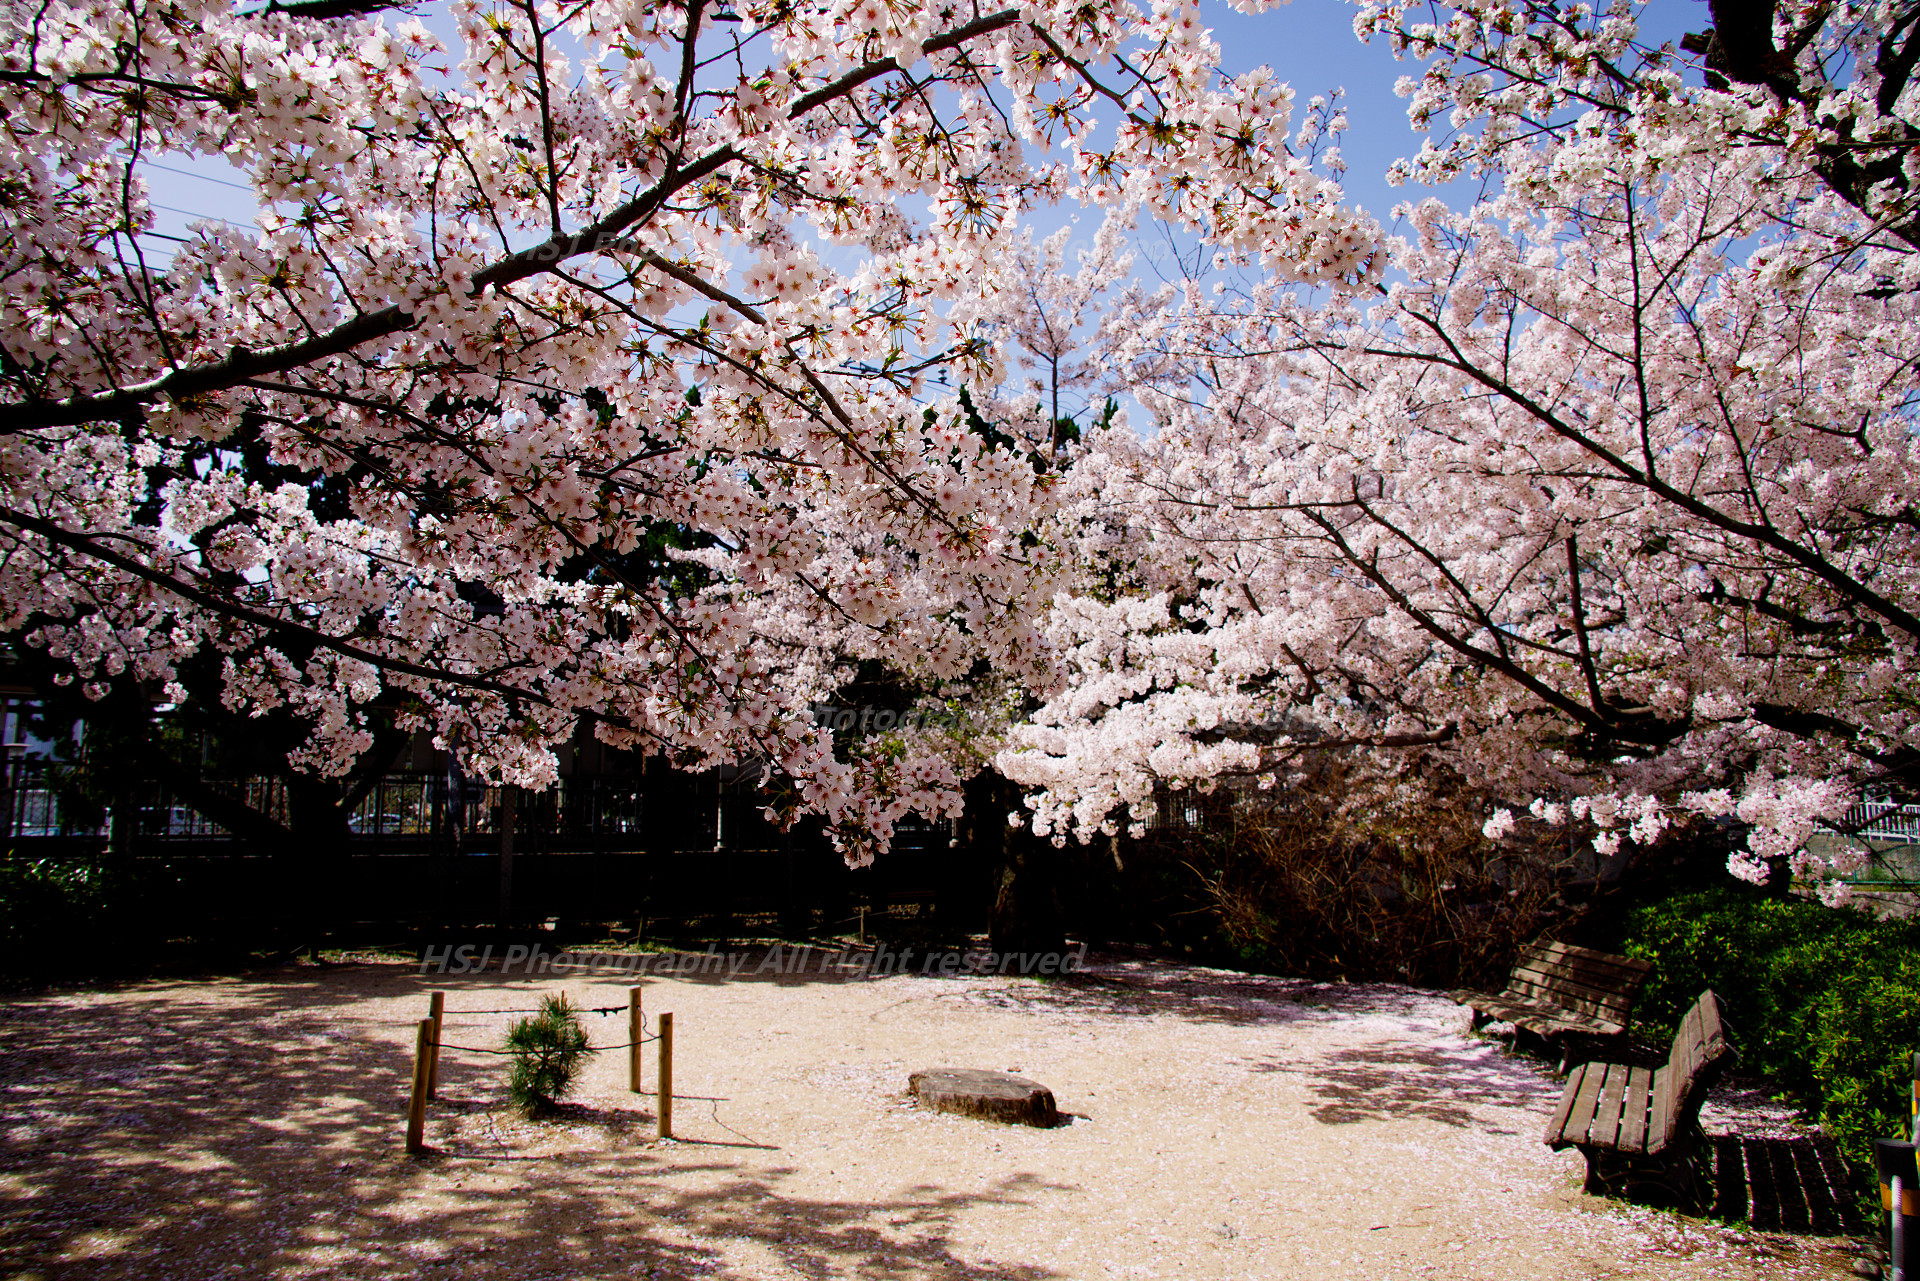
[1544,990,1738,1209]
[1451,941,1653,1066]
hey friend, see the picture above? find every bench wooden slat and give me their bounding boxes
[1510,973,1640,1010]
[1527,942,1655,979]
[1523,958,1655,987]
[1521,951,1656,986]
[1523,960,1653,1000]
[1455,991,1625,1037]
[1671,1000,1704,1082]
[1505,956,1643,998]
[1455,939,1652,1048]
[1510,962,1644,1005]
[1508,973,1637,1021]
[1692,992,1730,1068]
[1594,1061,1630,1149]
[1647,1066,1674,1153]
[1619,1066,1652,1154]
[1565,1061,1609,1144]
[1544,1061,1587,1143]
[1549,1062,1661,1154]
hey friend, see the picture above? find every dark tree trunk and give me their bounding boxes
[499,784,518,924]
[105,783,137,863]
[964,771,1066,957]
[125,735,295,845]
[286,774,351,950]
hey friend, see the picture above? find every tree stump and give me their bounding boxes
[908,1068,1059,1127]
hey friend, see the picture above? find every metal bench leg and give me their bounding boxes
[1582,1149,1609,1196]
[1581,1140,1714,1211]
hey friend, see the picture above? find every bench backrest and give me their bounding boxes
[1505,941,1655,1028]
[1649,989,1738,1153]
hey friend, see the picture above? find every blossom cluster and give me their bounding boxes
[997,0,1920,899]
[0,0,1376,860]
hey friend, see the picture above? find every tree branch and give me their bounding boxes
[1,8,1022,434]
[0,505,557,709]
[248,0,415,19]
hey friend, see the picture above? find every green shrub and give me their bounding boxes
[504,994,591,1118]
[0,857,111,951]
[1806,976,1920,1160]
[1619,886,1920,1179]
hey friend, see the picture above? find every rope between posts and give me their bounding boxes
[429,999,655,1054]
[707,1098,762,1148]
[410,995,671,1152]
[434,1034,660,1055]
[440,1004,634,1022]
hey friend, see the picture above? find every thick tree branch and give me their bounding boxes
[249,0,414,19]
[0,505,558,709]
[1565,534,1608,715]
[0,8,1022,435]
[1302,509,1687,747]
[1752,701,1920,783]
[1386,312,1920,643]
[125,735,299,844]
[1693,0,1920,246]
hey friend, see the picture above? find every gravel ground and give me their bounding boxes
[0,947,1867,1280]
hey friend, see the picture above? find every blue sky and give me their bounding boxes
[140,1,1711,244]
[144,1,1441,245]
[135,0,1714,401]
[1211,0,1707,226]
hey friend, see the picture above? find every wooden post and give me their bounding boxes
[426,992,445,1100]
[406,1017,434,1154]
[657,1012,673,1139]
[628,986,643,1093]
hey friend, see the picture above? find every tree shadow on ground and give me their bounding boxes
[1245,1038,1561,1132]
[0,976,1064,1280]
[923,949,1445,1030]
[389,942,1459,1036]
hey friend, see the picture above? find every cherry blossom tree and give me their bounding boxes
[0,0,1377,858]
[1000,0,1920,900]
[989,210,1135,440]
[1361,0,1920,247]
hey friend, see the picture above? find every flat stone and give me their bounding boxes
[909,1068,1059,1127]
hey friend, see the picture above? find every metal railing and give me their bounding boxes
[0,756,100,839]
[0,759,839,856]
[1847,801,1920,844]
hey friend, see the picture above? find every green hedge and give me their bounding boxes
[0,857,112,952]
[1620,886,1920,1172]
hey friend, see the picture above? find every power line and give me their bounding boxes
[144,161,254,192]
[150,202,256,227]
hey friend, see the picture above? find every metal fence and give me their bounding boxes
[0,753,974,929]
[0,756,99,840]
[1846,801,1920,843]
[0,758,903,859]
[344,773,651,847]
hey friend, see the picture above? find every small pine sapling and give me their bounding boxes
[504,994,590,1118]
